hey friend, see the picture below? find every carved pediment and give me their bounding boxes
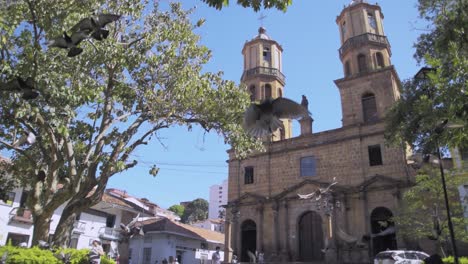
[274,179,347,200]
[358,174,405,191]
[230,192,267,205]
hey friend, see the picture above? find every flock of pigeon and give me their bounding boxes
[0,13,120,100]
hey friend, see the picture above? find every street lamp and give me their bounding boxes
[433,120,461,264]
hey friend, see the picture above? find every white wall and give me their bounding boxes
[0,187,34,246]
[129,233,223,264]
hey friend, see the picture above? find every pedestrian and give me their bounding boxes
[162,258,168,264]
[89,240,104,264]
[169,256,175,264]
[231,254,238,264]
[211,246,221,264]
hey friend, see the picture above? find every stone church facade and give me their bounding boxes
[224,1,414,263]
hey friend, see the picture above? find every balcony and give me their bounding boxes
[73,220,86,234]
[98,227,122,241]
[339,33,391,58]
[241,66,285,84]
[9,207,33,224]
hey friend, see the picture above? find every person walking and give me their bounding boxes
[89,240,104,264]
[211,247,221,264]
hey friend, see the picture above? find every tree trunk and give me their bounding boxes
[32,214,52,246]
[53,205,79,248]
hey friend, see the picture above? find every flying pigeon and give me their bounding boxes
[298,177,337,200]
[38,240,50,249]
[71,14,121,41]
[0,77,39,100]
[120,213,143,237]
[243,97,309,138]
[12,132,36,148]
[47,30,90,57]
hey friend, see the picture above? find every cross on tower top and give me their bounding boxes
[258,12,267,27]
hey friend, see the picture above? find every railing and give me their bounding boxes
[98,227,121,240]
[9,207,33,224]
[73,220,86,233]
[241,67,285,84]
[339,33,391,58]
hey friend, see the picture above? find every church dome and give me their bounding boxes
[254,27,270,40]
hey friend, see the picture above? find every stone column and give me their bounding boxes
[282,200,290,261]
[257,203,264,252]
[299,116,314,135]
[224,220,233,263]
[231,207,240,257]
[272,202,280,255]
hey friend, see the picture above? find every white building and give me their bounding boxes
[208,179,228,219]
[129,217,224,264]
[192,218,224,233]
[0,187,145,263]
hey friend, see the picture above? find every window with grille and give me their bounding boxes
[264,84,272,99]
[358,54,367,73]
[143,248,152,264]
[300,156,317,176]
[249,85,256,101]
[0,192,15,206]
[376,52,384,68]
[244,166,254,184]
[368,145,383,166]
[345,61,351,76]
[362,93,378,122]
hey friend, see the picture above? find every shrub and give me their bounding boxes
[56,248,90,264]
[101,256,116,264]
[442,256,468,264]
[0,244,61,263]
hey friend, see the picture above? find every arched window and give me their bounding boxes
[278,88,283,98]
[264,84,272,99]
[249,85,256,101]
[344,60,351,77]
[362,93,377,122]
[341,21,346,40]
[376,52,384,68]
[358,54,367,73]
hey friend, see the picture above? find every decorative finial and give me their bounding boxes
[258,12,267,27]
[301,95,309,110]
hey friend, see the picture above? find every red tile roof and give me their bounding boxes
[141,218,224,243]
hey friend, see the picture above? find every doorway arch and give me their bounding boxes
[371,207,397,255]
[241,219,257,262]
[298,211,324,261]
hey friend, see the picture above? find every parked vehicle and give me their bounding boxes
[374,250,430,264]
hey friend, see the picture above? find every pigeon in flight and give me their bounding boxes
[120,213,144,237]
[0,77,39,100]
[298,177,337,200]
[12,132,36,148]
[71,14,121,41]
[243,97,309,138]
[47,30,90,57]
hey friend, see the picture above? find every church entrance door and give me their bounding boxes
[298,211,324,261]
[241,219,257,262]
[371,207,397,256]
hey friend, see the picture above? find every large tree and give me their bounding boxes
[168,204,185,218]
[394,168,468,255]
[201,0,292,12]
[0,0,261,246]
[385,0,467,152]
[181,198,208,223]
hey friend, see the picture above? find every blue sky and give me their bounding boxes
[108,0,425,209]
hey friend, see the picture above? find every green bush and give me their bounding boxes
[56,248,90,264]
[0,244,61,264]
[100,256,116,264]
[442,256,468,264]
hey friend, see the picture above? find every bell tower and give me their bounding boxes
[334,0,401,127]
[241,27,292,140]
